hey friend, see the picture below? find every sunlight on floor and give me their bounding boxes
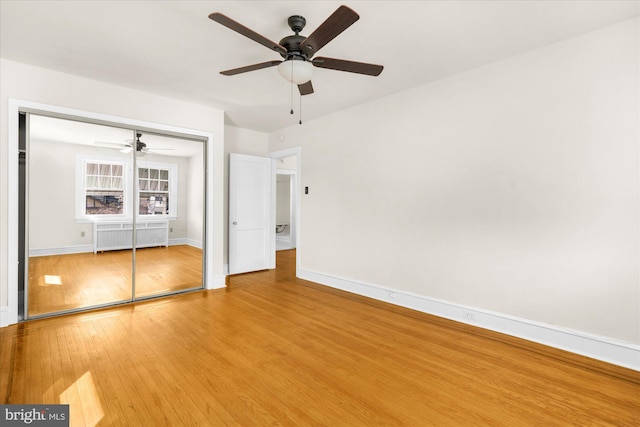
[59,371,104,427]
[43,275,62,285]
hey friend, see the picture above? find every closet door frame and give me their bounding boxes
[6,99,218,325]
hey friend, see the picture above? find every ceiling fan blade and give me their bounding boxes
[94,141,129,148]
[298,81,314,96]
[220,60,282,76]
[312,57,383,76]
[299,6,359,56]
[209,12,287,55]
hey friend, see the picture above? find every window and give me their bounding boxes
[84,162,125,216]
[77,156,177,221]
[138,167,170,216]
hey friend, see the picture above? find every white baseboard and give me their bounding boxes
[29,240,202,257]
[298,268,640,372]
[0,306,8,327]
[210,275,226,289]
[29,245,93,257]
[169,238,202,249]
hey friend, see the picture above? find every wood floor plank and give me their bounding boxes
[2,249,639,425]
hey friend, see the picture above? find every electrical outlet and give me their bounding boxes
[81,231,85,237]
[463,311,476,322]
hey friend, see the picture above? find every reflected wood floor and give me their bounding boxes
[2,249,639,425]
[28,245,202,317]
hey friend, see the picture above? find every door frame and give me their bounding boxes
[6,98,219,326]
[268,147,301,276]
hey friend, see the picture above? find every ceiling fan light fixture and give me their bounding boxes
[278,59,314,84]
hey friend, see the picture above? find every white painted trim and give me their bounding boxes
[168,238,202,249]
[169,238,188,246]
[8,99,20,326]
[269,160,276,269]
[0,306,8,327]
[275,169,296,175]
[7,98,218,323]
[29,245,94,257]
[298,268,640,372]
[211,275,226,289]
[26,240,201,257]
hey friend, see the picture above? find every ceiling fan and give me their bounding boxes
[95,133,174,155]
[209,5,384,96]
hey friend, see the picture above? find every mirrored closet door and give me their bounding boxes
[23,114,205,319]
[133,132,205,299]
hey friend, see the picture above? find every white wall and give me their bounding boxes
[0,59,225,313]
[269,18,639,356]
[28,138,196,253]
[28,139,95,252]
[277,155,297,171]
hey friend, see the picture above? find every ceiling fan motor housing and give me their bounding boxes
[135,133,146,152]
[288,15,306,33]
[280,15,314,61]
[279,34,309,60]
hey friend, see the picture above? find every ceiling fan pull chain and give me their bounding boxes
[299,93,303,125]
[290,82,294,115]
[290,61,294,115]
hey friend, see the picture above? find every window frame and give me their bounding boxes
[76,154,178,222]
[136,160,178,219]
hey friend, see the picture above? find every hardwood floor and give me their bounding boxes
[2,249,639,425]
[27,245,203,317]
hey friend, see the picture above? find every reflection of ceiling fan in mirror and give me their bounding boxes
[94,133,175,155]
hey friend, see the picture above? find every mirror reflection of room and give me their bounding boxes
[24,114,205,318]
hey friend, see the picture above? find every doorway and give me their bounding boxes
[276,165,297,251]
[19,112,207,319]
[269,148,300,276]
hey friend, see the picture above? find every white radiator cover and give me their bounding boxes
[94,221,169,253]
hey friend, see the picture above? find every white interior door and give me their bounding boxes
[229,153,275,274]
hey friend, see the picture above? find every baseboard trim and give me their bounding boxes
[29,245,94,257]
[169,238,202,249]
[298,268,640,373]
[0,306,8,327]
[210,275,226,290]
[29,240,202,257]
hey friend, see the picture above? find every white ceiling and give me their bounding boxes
[1,1,638,133]
[29,114,204,158]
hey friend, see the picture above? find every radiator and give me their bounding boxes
[94,221,169,253]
